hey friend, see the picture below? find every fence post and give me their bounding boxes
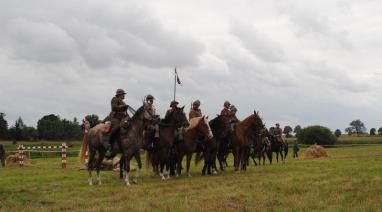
[61,143,67,169]
[18,144,24,168]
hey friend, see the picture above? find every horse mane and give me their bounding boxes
[130,105,145,122]
[186,116,212,133]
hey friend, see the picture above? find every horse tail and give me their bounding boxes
[195,152,204,165]
[78,132,89,164]
[145,151,152,169]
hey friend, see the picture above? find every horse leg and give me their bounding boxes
[276,151,279,163]
[133,150,141,184]
[176,154,184,177]
[87,149,96,186]
[96,149,105,185]
[186,154,192,177]
[124,153,131,186]
[120,155,124,179]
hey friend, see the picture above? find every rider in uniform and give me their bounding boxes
[165,100,179,119]
[220,101,231,116]
[189,100,202,120]
[144,94,160,139]
[106,88,129,158]
[274,123,286,145]
[229,105,239,131]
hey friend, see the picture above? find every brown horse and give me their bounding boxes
[146,106,189,180]
[176,116,213,177]
[79,105,151,186]
[231,112,264,171]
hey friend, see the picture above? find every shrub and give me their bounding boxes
[297,125,337,145]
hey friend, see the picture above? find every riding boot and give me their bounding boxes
[105,138,116,159]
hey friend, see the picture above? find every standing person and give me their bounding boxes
[189,100,202,120]
[0,144,5,167]
[106,88,129,158]
[293,141,299,158]
[220,101,231,116]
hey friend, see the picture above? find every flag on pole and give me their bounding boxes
[175,67,182,85]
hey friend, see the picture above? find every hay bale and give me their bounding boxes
[5,153,27,166]
[303,144,328,159]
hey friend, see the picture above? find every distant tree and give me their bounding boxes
[84,114,101,128]
[293,125,302,137]
[37,114,64,140]
[23,126,39,140]
[0,112,8,139]
[283,126,293,137]
[370,128,376,136]
[297,125,337,145]
[9,117,26,140]
[345,127,354,135]
[349,119,367,135]
[334,129,342,137]
[378,127,382,135]
[62,118,82,140]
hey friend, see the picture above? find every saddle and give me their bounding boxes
[100,122,112,134]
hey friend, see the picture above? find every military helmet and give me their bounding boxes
[230,105,237,112]
[276,123,280,126]
[170,100,179,107]
[146,94,154,101]
[116,88,126,96]
[193,99,201,106]
[224,101,231,107]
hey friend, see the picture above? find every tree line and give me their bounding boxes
[0,112,101,141]
[1,112,381,143]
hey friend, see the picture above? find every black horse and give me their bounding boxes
[264,128,288,164]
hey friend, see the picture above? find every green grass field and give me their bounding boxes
[1,145,381,211]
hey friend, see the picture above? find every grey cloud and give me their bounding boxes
[230,22,285,63]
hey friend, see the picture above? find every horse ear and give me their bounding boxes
[206,116,209,119]
[181,106,185,110]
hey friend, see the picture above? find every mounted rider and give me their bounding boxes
[220,101,231,116]
[189,99,202,120]
[229,104,239,131]
[144,94,160,139]
[106,88,130,158]
[274,123,287,145]
[165,100,186,142]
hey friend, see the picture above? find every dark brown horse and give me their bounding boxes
[79,105,151,186]
[209,115,231,171]
[231,112,264,171]
[251,127,272,166]
[146,106,189,180]
[176,116,213,177]
[263,128,288,163]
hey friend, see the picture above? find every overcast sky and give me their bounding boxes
[1,0,382,131]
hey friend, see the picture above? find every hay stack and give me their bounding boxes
[303,144,328,159]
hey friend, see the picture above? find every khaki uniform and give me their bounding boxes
[145,102,159,138]
[274,127,286,145]
[220,108,230,116]
[189,108,202,120]
[110,97,128,135]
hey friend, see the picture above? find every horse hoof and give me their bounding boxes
[161,176,166,181]
[98,181,102,185]
[133,179,138,184]
[126,182,131,186]
[187,174,192,177]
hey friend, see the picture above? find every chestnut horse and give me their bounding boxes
[251,127,272,166]
[231,112,264,171]
[176,116,213,177]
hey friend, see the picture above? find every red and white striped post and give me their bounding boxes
[61,143,67,169]
[18,144,24,167]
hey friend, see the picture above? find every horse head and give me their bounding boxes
[189,116,213,139]
[166,106,189,128]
